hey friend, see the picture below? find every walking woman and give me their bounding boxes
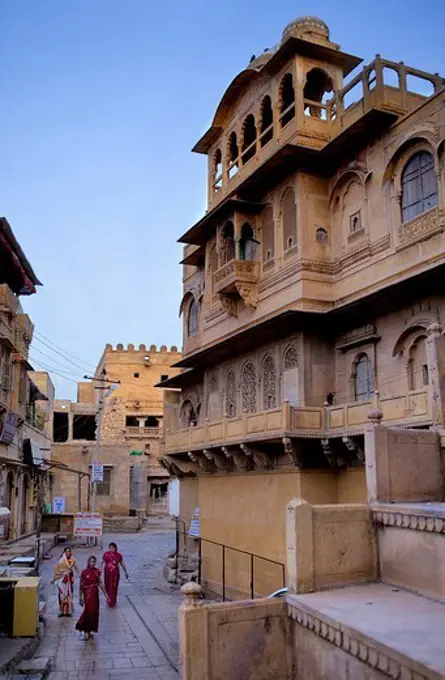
[102,542,129,608]
[51,546,79,617]
[76,556,109,640]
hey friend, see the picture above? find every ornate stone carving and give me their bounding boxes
[397,207,445,250]
[373,508,445,534]
[235,281,258,308]
[321,439,338,468]
[222,446,253,471]
[203,449,232,472]
[240,444,275,470]
[283,346,298,370]
[262,354,277,409]
[342,436,365,463]
[218,294,238,317]
[241,362,257,414]
[282,437,303,467]
[225,369,237,418]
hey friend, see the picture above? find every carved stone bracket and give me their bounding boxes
[222,446,253,471]
[203,449,231,473]
[218,294,238,317]
[321,439,338,469]
[240,444,275,470]
[235,282,258,308]
[342,436,365,463]
[187,451,215,474]
[283,437,303,468]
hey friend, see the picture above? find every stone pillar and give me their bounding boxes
[68,412,74,441]
[285,498,314,594]
[426,323,445,427]
[179,583,208,680]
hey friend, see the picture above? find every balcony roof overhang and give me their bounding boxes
[155,369,204,389]
[178,198,265,246]
[180,245,206,267]
[0,218,42,295]
[193,37,362,155]
[174,309,322,369]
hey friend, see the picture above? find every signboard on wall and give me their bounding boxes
[91,461,104,483]
[52,497,66,514]
[189,507,200,538]
[74,512,103,537]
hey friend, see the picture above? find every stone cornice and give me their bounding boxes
[372,505,445,534]
[287,597,435,680]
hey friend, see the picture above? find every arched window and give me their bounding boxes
[239,222,257,260]
[241,361,257,413]
[408,336,429,390]
[187,299,199,337]
[354,354,374,402]
[241,114,257,165]
[212,148,222,192]
[220,221,235,265]
[262,354,277,409]
[401,151,438,223]
[262,205,274,263]
[303,68,333,119]
[260,95,273,147]
[282,188,297,251]
[225,369,237,418]
[279,73,295,127]
[227,132,239,179]
[283,345,298,369]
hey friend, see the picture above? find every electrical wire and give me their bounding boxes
[32,330,97,370]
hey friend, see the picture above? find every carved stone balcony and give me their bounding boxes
[213,259,260,315]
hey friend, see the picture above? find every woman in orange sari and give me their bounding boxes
[51,546,79,617]
[102,542,129,608]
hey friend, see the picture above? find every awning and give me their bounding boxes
[22,439,43,467]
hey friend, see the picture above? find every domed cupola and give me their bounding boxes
[282,16,330,44]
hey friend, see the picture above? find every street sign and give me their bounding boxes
[52,497,66,514]
[74,512,103,537]
[91,461,104,482]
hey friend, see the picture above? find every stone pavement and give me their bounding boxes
[37,527,180,680]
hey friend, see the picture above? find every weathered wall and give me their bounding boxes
[286,499,376,594]
[179,595,291,680]
[194,469,367,598]
[365,426,444,503]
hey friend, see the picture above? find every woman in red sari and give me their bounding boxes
[75,556,108,640]
[102,542,129,608]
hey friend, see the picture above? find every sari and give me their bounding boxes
[52,553,77,616]
[102,549,123,608]
[75,566,101,633]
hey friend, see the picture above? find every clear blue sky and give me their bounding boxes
[1,0,444,399]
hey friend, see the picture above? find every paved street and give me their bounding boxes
[37,527,180,680]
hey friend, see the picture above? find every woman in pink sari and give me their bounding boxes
[76,556,109,640]
[51,546,79,617]
[101,542,129,608]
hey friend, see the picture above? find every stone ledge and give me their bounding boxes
[287,584,445,680]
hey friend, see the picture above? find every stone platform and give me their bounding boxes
[287,583,445,679]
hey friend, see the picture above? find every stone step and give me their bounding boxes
[287,582,445,680]
[372,502,445,602]
[16,656,50,676]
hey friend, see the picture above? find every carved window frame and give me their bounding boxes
[240,360,258,414]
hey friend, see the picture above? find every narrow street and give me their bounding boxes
[37,527,180,680]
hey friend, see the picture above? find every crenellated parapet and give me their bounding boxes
[104,343,181,354]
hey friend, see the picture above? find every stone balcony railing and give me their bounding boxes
[213,259,260,311]
[164,388,431,454]
[124,426,162,439]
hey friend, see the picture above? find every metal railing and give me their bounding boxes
[175,522,285,602]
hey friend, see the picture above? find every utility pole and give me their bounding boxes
[84,373,119,544]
